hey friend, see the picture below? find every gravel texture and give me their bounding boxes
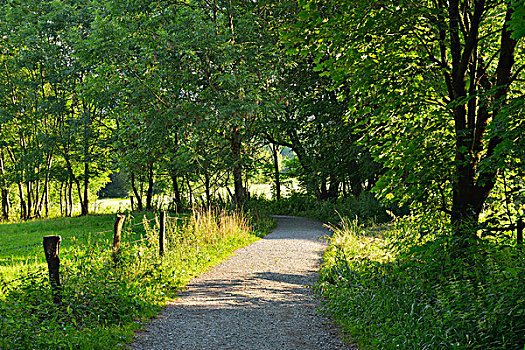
[130,215,353,350]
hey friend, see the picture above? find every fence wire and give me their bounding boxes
[166,215,190,221]
[0,242,42,254]
[129,217,157,226]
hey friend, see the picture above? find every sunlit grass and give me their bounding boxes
[326,218,394,265]
[318,217,525,349]
[0,212,158,289]
[92,198,131,213]
[0,208,266,349]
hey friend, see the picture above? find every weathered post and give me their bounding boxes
[517,218,524,245]
[43,235,62,304]
[113,214,126,262]
[159,211,166,256]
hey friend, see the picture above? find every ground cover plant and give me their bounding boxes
[318,217,525,349]
[247,192,393,227]
[0,209,265,349]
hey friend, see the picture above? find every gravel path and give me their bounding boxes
[130,215,352,350]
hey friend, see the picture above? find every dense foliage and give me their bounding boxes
[247,192,392,226]
[318,218,525,349]
[289,0,525,237]
[0,0,388,221]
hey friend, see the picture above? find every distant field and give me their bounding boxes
[92,197,131,213]
[91,182,302,207]
[215,182,302,201]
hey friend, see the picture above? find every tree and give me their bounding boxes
[263,56,381,200]
[87,0,283,208]
[290,0,525,237]
[0,0,114,218]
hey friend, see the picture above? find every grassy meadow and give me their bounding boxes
[0,208,269,349]
[0,212,159,282]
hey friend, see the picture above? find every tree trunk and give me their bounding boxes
[447,5,517,238]
[231,128,245,206]
[80,162,89,216]
[44,179,49,217]
[131,172,143,211]
[171,172,182,212]
[59,181,64,217]
[146,163,154,210]
[204,169,211,208]
[67,177,73,217]
[34,176,41,218]
[0,152,9,220]
[271,143,281,201]
[63,155,84,216]
[317,179,328,200]
[18,182,27,220]
[186,175,194,208]
[342,179,349,198]
[1,188,9,220]
[328,177,340,199]
[25,181,34,220]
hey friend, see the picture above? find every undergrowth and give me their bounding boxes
[247,192,393,226]
[0,209,265,349]
[318,216,525,349]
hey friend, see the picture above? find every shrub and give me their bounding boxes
[318,217,525,349]
[246,192,391,226]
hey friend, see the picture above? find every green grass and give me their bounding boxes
[92,198,131,213]
[0,213,162,282]
[318,217,525,349]
[0,209,267,349]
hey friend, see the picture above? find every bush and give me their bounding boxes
[246,192,391,226]
[318,217,525,349]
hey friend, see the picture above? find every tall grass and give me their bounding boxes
[318,217,525,349]
[188,209,251,243]
[0,209,263,349]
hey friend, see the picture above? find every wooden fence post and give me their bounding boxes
[113,214,126,261]
[517,218,524,245]
[43,235,62,304]
[159,211,166,256]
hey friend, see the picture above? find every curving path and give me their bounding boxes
[130,216,353,350]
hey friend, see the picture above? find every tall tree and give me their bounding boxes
[89,0,282,207]
[1,0,113,218]
[291,0,525,236]
[264,56,381,200]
